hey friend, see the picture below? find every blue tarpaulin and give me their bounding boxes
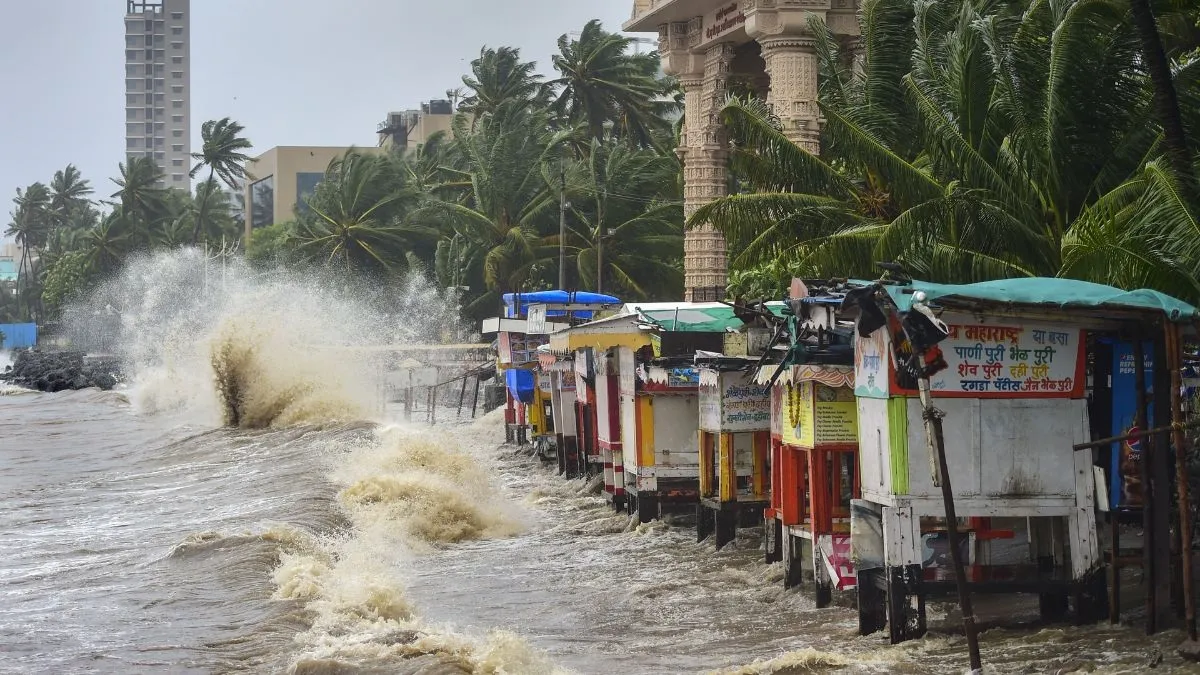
[502,290,621,319]
[0,323,36,349]
[504,368,535,404]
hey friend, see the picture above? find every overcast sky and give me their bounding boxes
[0,1,638,224]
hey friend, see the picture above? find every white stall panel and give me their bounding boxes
[558,387,577,435]
[857,397,892,498]
[907,398,982,498]
[654,396,699,470]
[977,398,1085,497]
[619,348,639,472]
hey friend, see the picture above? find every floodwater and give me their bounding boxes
[3,253,1199,674]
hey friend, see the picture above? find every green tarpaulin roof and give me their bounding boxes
[881,278,1199,322]
[633,303,787,333]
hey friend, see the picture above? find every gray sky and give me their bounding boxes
[0,1,637,223]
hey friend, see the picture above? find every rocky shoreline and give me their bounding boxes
[1,350,121,392]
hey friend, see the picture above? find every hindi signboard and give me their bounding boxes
[855,316,1085,399]
[925,319,1084,397]
[854,328,889,399]
[700,371,770,432]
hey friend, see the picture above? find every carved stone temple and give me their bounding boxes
[624,0,861,301]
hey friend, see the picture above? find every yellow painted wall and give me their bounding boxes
[638,396,655,468]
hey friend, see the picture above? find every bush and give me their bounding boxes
[41,251,94,318]
[246,222,296,267]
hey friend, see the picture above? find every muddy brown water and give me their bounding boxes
[2,385,1198,674]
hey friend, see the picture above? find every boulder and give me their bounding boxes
[0,349,122,392]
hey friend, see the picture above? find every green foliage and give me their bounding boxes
[459,46,549,123]
[566,139,684,299]
[697,0,1200,303]
[4,122,251,321]
[727,260,793,303]
[293,151,435,273]
[190,117,253,243]
[246,222,295,267]
[41,251,93,318]
[549,19,679,148]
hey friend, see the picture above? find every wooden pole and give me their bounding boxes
[1168,322,1197,641]
[429,384,438,425]
[1073,419,1200,452]
[892,289,980,671]
[916,353,982,673]
[458,372,469,417]
[404,380,412,422]
[471,373,481,419]
[1152,335,1175,626]
[1135,338,1157,633]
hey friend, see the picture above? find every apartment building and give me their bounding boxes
[124,0,191,188]
[377,100,455,152]
[243,146,383,241]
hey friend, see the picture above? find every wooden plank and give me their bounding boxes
[1070,403,1100,578]
[882,505,922,567]
[901,496,1076,518]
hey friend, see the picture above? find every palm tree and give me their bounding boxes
[549,20,677,147]
[459,47,547,126]
[48,165,93,229]
[420,103,559,308]
[111,156,167,231]
[188,178,240,244]
[568,139,683,299]
[694,0,1200,301]
[1128,0,1197,202]
[398,131,460,198]
[5,183,52,320]
[292,151,433,272]
[190,118,253,244]
[85,211,133,275]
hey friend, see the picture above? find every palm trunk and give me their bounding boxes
[1129,0,1197,193]
[191,167,215,245]
[17,247,29,322]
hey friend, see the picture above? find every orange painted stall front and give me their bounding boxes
[762,363,860,607]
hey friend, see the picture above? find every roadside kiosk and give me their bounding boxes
[844,278,1198,644]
